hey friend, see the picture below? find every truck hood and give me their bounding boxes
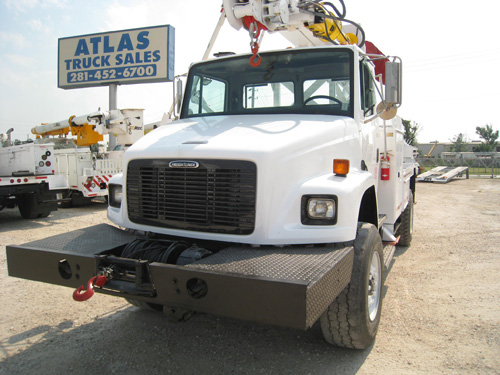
[127,114,356,160]
[115,113,365,245]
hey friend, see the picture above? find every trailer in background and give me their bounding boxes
[417,166,469,183]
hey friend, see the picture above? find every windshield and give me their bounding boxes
[181,48,353,119]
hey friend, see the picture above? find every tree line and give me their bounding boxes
[402,119,499,152]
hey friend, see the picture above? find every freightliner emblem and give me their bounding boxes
[169,160,200,168]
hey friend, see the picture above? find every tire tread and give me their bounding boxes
[321,223,384,349]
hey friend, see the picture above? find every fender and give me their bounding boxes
[265,169,377,244]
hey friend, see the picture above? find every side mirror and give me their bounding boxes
[385,60,402,106]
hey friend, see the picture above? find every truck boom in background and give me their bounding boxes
[1,109,144,216]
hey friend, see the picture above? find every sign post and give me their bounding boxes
[108,83,118,150]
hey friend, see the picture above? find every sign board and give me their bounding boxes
[58,25,174,89]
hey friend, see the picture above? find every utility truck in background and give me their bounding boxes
[7,0,417,349]
[0,109,144,217]
[0,135,66,218]
[32,108,144,206]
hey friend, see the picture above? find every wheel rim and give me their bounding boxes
[367,251,382,322]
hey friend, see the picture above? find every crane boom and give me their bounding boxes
[222,0,364,48]
[31,109,144,147]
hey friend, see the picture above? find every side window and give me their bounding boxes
[188,76,226,115]
[360,62,377,116]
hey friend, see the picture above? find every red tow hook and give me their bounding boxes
[73,275,107,302]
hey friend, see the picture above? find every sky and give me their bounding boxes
[1,0,499,144]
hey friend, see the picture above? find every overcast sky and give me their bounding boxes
[1,0,498,144]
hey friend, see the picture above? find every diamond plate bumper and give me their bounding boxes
[6,224,354,330]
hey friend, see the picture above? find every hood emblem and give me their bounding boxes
[169,160,200,168]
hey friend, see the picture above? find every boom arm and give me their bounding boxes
[31,109,144,147]
[222,0,365,48]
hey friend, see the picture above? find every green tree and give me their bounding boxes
[402,119,420,147]
[475,124,499,152]
[449,133,468,152]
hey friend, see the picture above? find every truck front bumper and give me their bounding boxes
[6,224,353,330]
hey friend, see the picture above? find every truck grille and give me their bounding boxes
[126,159,257,235]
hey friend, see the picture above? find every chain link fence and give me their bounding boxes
[417,153,500,178]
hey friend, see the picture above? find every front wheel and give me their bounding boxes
[320,223,384,349]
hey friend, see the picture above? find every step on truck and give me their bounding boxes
[7,0,417,349]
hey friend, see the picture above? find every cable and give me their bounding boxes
[121,238,190,264]
[298,1,365,48]
[318,0,346,19]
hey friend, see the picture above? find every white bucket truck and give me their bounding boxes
[0,133,67,218]
[8,1,416,349]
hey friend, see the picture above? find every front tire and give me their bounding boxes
[320,223,384,349]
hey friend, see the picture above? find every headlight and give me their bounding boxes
[108,183,123,208]
[301,195,337,225]
[308,199,335,218]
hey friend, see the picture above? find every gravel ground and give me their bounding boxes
[1,178,499,375]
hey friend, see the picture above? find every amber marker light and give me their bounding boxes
[334,159,350,176]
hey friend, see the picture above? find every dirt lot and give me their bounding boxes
[1,178,499,375]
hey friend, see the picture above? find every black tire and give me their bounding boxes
[320,223,384,349]
[18,194,51,219]
[18,194,38,219]
[396,191,414,246]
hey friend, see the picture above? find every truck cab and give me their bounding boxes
[108,45,412,246]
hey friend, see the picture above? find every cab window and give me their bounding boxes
[360,61,377,116]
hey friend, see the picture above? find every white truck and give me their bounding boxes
[0,109,145,217]
[32,108,145,206]
[51,146,122,206]
[7,1,417,349]
[0,138,67,218]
